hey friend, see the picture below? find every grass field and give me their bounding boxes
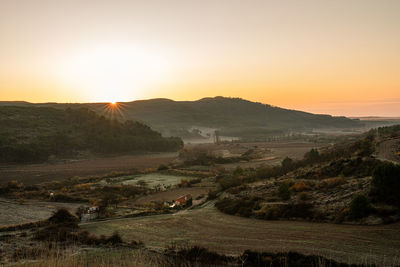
[81,202,400,265]
[0,198,82,226]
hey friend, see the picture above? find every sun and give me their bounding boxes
[102,101,126,120]
[57,44,172,102]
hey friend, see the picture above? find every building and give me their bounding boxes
[81,206,99,222]
[174,194,193,206]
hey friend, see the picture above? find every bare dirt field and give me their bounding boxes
[81,203,400,265]
[0,198,82,226]
[0,152,178,186]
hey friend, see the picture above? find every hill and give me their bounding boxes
[0,97,363,139]
[0,106,183,163]
[87,97,362,138]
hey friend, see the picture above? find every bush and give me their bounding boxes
[290,182,311,192]
[233,166,244,176]
[47,208,79,226]
[106,231,123,245]
[298,192,311,201]
[215,198,258,217]
[277,183,291,200]
[207,190,218,200]
[217,175,241,190]
[167,246,232,265]
[281,157,294,172]
[52,194,87,203]
[157,164,169,170]
[317,177,346,189]
[349,195,371,220]
[370,162,400,206]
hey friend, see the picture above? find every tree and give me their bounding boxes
[281,157,294,172]
[304,149,320,163]
[349,195,371,220]
[278,183,291,200]
[370,162,400,206]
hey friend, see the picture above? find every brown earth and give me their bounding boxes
[376,137,400,164]
[0,152,178,186]
[81,203,400,265]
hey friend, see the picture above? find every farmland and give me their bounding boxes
[0,198,82,226]
[0,152,177,185]
[81,202,400,265]
[2,129,400,265]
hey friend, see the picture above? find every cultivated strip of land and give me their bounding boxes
[81,203,400,266]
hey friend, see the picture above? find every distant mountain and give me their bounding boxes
[0,97,362,139]
[86,97,362,137]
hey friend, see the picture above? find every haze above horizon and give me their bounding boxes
[1,0,399,117]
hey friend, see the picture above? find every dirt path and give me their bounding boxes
[376,138,400,164]
[0,152,178,185]
[81,203,400,265]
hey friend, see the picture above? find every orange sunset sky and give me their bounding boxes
[0,0,399,117]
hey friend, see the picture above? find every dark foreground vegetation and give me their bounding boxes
[0,106,183,163]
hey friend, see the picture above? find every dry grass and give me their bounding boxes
[81,204,400,266]
[317,177,346,189]
[290,182,311,192]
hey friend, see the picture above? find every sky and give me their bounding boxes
[0,0,399,116]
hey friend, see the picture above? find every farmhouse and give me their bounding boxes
[174,194,192,206]
[81,206,99,222]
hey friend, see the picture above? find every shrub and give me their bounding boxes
[215,198,258,217]
[290,182,311,192]
[298,192,311,201]
[281,157,294,172]
[262,205,281,220]
[158,164,169,170]
[277,183,291,200]
[233,166,244,176]
[52,194,87,203]
[349,195,371,220]
[47,208,79,226]
[279,203,314,219]
[188,178,201,185]
[370,162,400,206]
[317,177,346,189]
[217,175,241,190]
[303,148,321,164]
[167,246,232,265]
[207,190,218,200]
[106,231,123,245]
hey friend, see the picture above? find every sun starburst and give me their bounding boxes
[101,102,127,121]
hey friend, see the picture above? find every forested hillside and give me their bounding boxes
[88,97,362,137]
[0,97,363,139]
[0,106,183,163]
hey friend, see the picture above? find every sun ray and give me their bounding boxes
[100,102,127,122]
